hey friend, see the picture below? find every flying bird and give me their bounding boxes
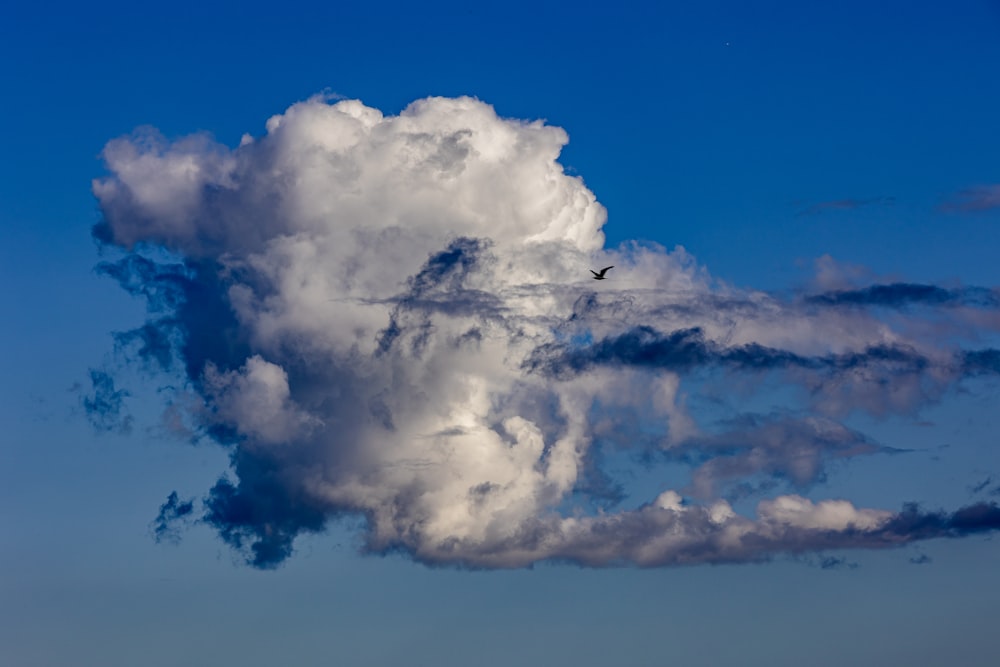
[590,266,614,280]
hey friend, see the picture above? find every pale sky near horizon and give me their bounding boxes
[3,2,1000,666]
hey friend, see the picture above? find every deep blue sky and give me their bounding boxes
[3,2,1000,665]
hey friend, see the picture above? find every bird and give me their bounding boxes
[590,266,614,280]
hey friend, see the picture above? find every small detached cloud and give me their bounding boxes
[76,369,132,434]
[969,477,993,495]
[151,491,196,544]
[818,556,859,570]
[90,95,1000,569]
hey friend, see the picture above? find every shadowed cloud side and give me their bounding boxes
[376,236,492,356]
[97,255,251,385]
[203,474,329,569]
[882,501,1000,538]
[523,325,958,378]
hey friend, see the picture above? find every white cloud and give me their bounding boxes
[203,355,319,446]
[93,95,1000,568]
[757,495,891,532]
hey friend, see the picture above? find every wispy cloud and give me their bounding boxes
[796,196,895,217]
[679,414,883,500]
[818,556,859,570]
[805,283,1000,309]
[90,95,1000,569]
[76,369,132,434]
[969,477,993,495]
[151,491,195,544]
[941,184,1000,213]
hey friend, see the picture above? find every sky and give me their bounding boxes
[3,1,1000,665]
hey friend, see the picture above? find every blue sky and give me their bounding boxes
[3,2,1000,665]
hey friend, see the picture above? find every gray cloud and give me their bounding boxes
[524,325,935,378]
[679,415,883,500]
[91,95,1000,569]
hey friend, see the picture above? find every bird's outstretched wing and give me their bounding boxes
[591,265,614,279]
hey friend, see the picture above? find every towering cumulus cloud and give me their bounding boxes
[94,96,1000,568]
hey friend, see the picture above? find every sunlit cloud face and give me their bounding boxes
[92,95,1000,569]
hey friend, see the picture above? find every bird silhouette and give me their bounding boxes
[590,266,614,280]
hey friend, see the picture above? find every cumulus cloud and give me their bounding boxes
[92,95,1000,569]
